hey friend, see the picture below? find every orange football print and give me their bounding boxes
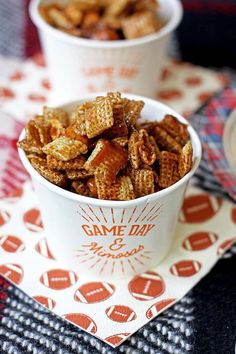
[183,231,218,251]
[128,271,165,301]
[40,269,78,290]
[106,305,136,323]
[170,260,202,277]
[179,194,222,223]
[64,313,97,333]
[0,263,23,284]
[23,208,43,232]
[0,235,25,253]
[74,282,115,304]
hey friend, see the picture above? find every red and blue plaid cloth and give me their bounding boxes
[0,0,40,59]
[193,83,236,201]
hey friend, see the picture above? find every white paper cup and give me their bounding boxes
[18,94,201,279]
[29,0,183,104]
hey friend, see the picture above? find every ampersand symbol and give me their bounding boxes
[109,238,126,251]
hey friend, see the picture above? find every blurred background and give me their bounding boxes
[0,0,236,69]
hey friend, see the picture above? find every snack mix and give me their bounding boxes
[39,0,165,40]
[18,92,193,201]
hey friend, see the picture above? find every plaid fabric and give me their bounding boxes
[0,0,40,59]
[197,84,236,201]
[0,1,25,58]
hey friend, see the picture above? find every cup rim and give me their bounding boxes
[18,93,202,208]
[29,0,183,48]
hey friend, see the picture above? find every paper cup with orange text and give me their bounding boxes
[18,94,201,279]
[30,0,183,104]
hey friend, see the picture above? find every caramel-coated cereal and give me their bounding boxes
[178,141,193,178]
[26,117,51,147]
[17,139,44,156]
[105,0,131,17]
[121,11,161,39]
[159,151,179,188]
[43,107,69,126]
[128,131,140,169]
[19,92,194,200]
[85,139,128,182]
[153,125,182,153]
[138,129,156,166]
[71,180,89,196]
[48,7,74,29]
[123,99,144,127]
[64,3,83,26]
[85,97,114,138]
[43,136,88,161]
[95,175,135,200]
[129,168,155,197]
[29,155,67,187]
[160,115,189,146]
[46,155,86,170]
[67,169,94,180]
[39,0,165,40]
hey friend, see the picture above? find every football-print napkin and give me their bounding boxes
[0,54,233,349]
[0,181,235,348]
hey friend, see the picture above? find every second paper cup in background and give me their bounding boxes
[18,94,201,279]
[30,0,183,104]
